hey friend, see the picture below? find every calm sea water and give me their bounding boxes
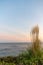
[0,42,42,57]
[0,42,32,57]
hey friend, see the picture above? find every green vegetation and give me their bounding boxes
[0,25,43,65]
[0,49,43,65]
[0,62,16,65]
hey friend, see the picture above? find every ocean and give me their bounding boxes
[0,42,32,57]
[0,42,42,57]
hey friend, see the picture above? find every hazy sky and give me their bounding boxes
[0,0,43,42]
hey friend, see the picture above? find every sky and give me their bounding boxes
[0,0,43,42]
